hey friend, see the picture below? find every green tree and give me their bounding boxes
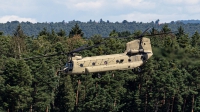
[175,26,190,48]
[2,58,33,111]
[176,26,185,37]
[0,31,3,35]
[0,35,13,58]
[191,31,200,47]
[57,29,66,37]
[39,28,50,36]
[0,73,5,111]
[54,75,75,112]
[177,35,189,48]
[12,25,27,59]
[118,31,131,37]
[30,60,58,111]
[109,30,119,37]
[69,23,84,38]
[161,24,171,33]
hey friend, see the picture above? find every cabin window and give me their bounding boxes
[104,61,107,65]
[120,59,124,63]
[116,60,119,63]
[92,62,95,66]
[80,64,83,67]
[128,59,131,62]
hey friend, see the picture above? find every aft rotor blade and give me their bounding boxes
[144,31,177,36]
[137,27,152,38]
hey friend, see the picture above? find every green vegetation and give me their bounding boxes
[1,20,200,37]
[1,23,200,112]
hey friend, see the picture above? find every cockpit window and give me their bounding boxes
[66,63,73,68]
[65,62,73,71]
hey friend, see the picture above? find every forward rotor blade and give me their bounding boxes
[68,45,88,54]
[23,52,65,60]
[69,43,104,54]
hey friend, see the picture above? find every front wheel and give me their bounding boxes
[132,67,141,73]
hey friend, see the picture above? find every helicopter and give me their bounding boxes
[61,28,155,74]
[63,37,152,74]
[24,28,173,75]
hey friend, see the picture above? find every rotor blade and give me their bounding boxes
[68,43,105,54]
[137,27,152,38]
[144,31,177,36]
[23,52,65,60]
[134,28,152,50]
[23,43,105,60]
[101,36,129,38]
[68,45,88,54]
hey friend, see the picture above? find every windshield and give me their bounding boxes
[65,62,73,68]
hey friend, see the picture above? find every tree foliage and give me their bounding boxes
[1,23,200,111]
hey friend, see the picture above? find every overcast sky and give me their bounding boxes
[0,0,200,23]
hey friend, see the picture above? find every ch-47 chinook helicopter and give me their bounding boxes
[64,37,152,74]
[62,28,154,74]
[24,28,172,75]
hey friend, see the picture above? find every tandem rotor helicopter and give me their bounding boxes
[24,28,173,75]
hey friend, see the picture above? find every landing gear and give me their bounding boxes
[97,73,101,78]
[138,67,141,72]
[92,72,105,78]
[132,67,142,73]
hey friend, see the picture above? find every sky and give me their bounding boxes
[0,0,200,23]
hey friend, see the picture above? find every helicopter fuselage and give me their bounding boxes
[65,52,152,74]
[64,37,153,74]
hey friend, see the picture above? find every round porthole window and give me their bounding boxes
[80,64,83,67]
[92,62,95,66]
[104,61,107,64]
[116,60,119,63]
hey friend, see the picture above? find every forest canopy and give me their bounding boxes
[0,22,200,112]
[0,20,200,37]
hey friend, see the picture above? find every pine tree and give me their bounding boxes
[39,28,50,36]
[57,29,66,37]
[191,31,200,47]
[54,75,75,112]
[0,35,13,58]
[109,30,119,37]
[2,58,33,111]
[0,73,5,111]
[12,25,27,59]
[69,23,84,38]
[161,24,171,33]
[30,60,58,111]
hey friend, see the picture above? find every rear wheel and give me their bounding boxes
[92,72,106,78]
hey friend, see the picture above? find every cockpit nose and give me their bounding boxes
[147,53,153,59]
[64,62,73,72]
[63,67,68,72]
[63,63,69,72]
